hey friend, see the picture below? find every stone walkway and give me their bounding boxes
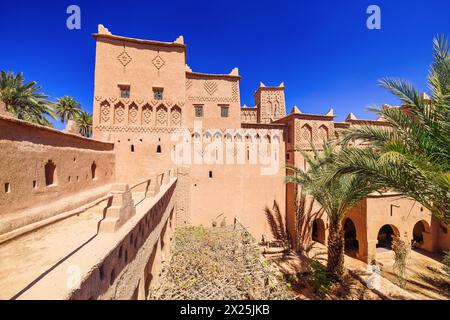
[0,191,144,300]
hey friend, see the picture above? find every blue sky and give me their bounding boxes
[1,0,449,129]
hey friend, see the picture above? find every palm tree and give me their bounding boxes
[76,111,93,138]
[55,96,81,123]
[264,200,289,246]
[287,143,378,281]
[0,71,55,126]
[334,35,450,224]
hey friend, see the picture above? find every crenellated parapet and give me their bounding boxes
[240,105,258,123]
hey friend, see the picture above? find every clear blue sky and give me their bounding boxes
[1,0,449,129]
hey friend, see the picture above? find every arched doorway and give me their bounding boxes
[377,224,399,250]
[412,220,431,249]
[312,219,325,244]
[343,218,359,257]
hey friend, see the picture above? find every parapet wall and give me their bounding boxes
[0,115,116,231]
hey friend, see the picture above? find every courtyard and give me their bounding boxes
[149,224,295,300]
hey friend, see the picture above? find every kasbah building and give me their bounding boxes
[0,25,448,300]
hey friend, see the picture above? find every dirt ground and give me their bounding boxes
[269,241,450,300]
[266,251,382,300]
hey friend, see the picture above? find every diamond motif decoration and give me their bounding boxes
[152,54,165,70]
[143,105,153,125]
[100,103,110,123]
[129,105,138,124]
[117,51,132,67]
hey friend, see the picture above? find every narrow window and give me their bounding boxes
[119,85,130,98]
[194,105,203,118]
[153,87,163,100]
[45,160,57,186]
[156,145,162,153]
[33,180,37,189]
[209,171,213,178]
[131,145,135,152]
[220,105,229,118]
[91,162,97,180]
[4,183,10,193]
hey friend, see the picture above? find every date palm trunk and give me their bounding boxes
[326,219,345,281]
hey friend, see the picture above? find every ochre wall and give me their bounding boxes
[188,129,286,241]
[0,116,115,225]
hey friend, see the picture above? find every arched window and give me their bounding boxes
[91,162,97,180]
[45,160,57,186]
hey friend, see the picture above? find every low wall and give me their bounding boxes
[0,116,116,225]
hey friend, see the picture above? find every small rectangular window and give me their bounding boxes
[195,105,203,118]
[220,105,229,118]
[119,85,130,98]
[4,183,10,193]
[153,87,164,100]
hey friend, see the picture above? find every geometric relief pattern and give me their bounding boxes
[100,101,111,123]
[318,125,329,141]
[95,125,177,134]
[114,102,125,124]
[204,80,218,96]
[128,103,138,125]
[117,49,132,67]
[156,105,168,127]
[188,80,239,103]
[260,91,286,124]
[142,104,153,126]
[241,109,257,123]
[152,52,165,70]
[170,106,182,127]
[186,79,193,90]
[301,124,313,142]
[231,81,239,101]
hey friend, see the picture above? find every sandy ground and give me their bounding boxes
[0,203,106,300]
[266,243,382,300]
[268,241,449,300]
